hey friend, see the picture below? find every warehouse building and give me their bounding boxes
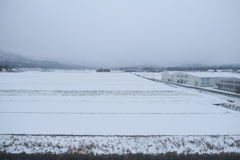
[161,72,177,82]
[172,72,217,87]
[162,71,240,88]
[215,77,240,92]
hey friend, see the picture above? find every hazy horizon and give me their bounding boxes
[1,0,240,68]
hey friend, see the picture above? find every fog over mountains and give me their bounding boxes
[1,1,240,68]
[1,49,239,69]
[0,49,86,69]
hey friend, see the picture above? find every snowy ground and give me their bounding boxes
[1,135,240,154]
[0,71,240,154]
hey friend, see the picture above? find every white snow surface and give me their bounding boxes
[0,71,240,154]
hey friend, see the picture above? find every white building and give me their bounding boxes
[162,71,240,87]
[215,77,240,92]
[161,71,177,82]
[172,72,217,87]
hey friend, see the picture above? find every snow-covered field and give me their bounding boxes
[0,71,240,154]
[1,135,240,154]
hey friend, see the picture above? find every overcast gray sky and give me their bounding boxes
[0,0,240,67]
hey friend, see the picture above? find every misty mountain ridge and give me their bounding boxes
[175,63,240,68]
[211,64,240,67]
[118,65,163,69]
[0,49,239,69]
[176,64,208,68]
[0,49,86,69]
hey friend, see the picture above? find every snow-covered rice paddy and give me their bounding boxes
[1,135,240,154]
[0,71,240,154]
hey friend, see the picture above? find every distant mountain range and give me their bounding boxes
[136,65,163,68]
[211,64,240,67]
[176,64,207,68]
[0,49,86,69]
[117,65,163,69]
[1,49,239,69]
[175,63,240,68]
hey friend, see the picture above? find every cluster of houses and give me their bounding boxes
[161,71,240,93]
